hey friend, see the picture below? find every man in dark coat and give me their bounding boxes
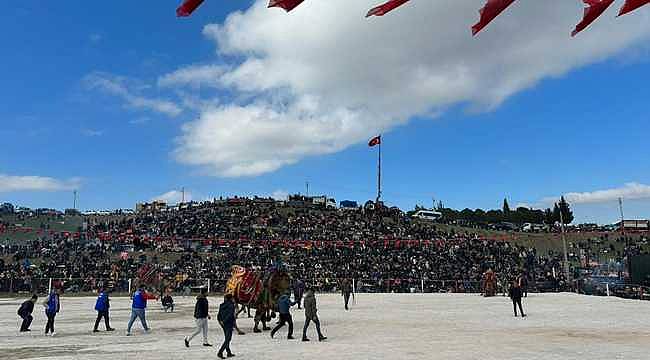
[301,288,326,342]
[341,278,353,310]
[18,294,37,332]
[293,279,305,309]
[509,280,526,317]
[518,272,529,298]
[185,287,212,347]
[162,291,175,312]
[93,288,114,332]
[217,294,236,359]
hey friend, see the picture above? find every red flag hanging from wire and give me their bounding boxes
[268,0,306,12]
[366,0,410,18]
[618,0,650,16]
[572,0,615,37]
[368,135,381,147]
[472,0,518,36]
[176,0,205,17]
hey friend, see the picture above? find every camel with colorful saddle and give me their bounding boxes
[225,265,291,333]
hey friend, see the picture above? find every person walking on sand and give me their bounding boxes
[93,288,115,332]
[271,292,297,340]
[509,280,526,318]
[127,285,157,336]
[217,294,236,359]
[293,279,305,309]
[301,287,327,342]
[184,287,212,347]
[341,278,353,310]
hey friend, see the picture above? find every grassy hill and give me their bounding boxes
[1,214,83,244]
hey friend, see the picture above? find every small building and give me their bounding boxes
[615,219,650,231]
[312,196,336,209]
[136,200,167,213]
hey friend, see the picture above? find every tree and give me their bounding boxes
[552,203,561,224]
[543,208,554,225]
[474,209,486,223]
[502,198,511,214]
[486,209,503,223]
[558,196,574,224]
[460,208,475,222]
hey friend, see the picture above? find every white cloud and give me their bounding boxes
[541,182,650,205]
[158,64,227,88]
[163,0,650,177]
[151,190,192,205]
[0,175,81,192]
[270,189,289,201]
[514,202,532,209]
[84,72,182,117]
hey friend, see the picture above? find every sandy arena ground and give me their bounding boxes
[1,293,649,359]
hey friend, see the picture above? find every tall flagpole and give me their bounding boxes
[377,135,382,204]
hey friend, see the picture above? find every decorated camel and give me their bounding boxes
[482,268,498,297]
[225,265,291,333]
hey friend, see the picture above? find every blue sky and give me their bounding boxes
[2,1,650,224]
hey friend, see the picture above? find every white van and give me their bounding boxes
[412,210,442,221]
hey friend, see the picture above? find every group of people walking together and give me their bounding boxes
[184,288,238,359]
[184,285,328,358]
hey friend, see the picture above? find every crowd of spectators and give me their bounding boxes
[3,197,636,295]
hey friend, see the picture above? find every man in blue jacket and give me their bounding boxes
[43,288,62,336]
[93,288,114,332]
[217,294,236,359]
[127,285,155,336]
[271,292,297,340]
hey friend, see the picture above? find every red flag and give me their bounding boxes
[176,0,205,17]
[572,0,615,37]
[268,0,305,12]
[472,0,518,36]
[368,135,381,147]
[366,0,410,18]
[618,0,650,16]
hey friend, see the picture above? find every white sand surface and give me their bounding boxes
[1,293,649,359]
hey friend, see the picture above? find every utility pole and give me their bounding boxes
[618,197,625,233]
[377,136,382,204]
[559,208,570,284]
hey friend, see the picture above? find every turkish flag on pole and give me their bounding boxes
[571,0,615,37]
[472,0,517,36]
[366,0,410,18]
[368,135,381,147]
[618,0,650,16]
[176,0,205,17]
[268,0,306,12]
